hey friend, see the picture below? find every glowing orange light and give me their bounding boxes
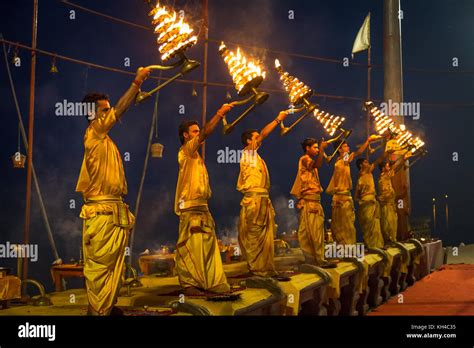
[219,42,266,95]
[367,103,425,152]
[149,3,198,62]
[313,109,345,137]
[274,59,313,106]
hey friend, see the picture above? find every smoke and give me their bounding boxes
[132,188,175,252]
[218,216,240,245]
[273,195,298,235]
[216,0,275,63]
[29,165,83,262]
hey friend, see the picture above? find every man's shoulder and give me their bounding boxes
[300,154,312,162]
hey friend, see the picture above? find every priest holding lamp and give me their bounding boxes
[76,67,151,316]
[291,138,336,268]
[325,136,375,245]
[174,104,234,295]
[237,111,291,281]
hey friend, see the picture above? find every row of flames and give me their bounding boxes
[148,3,341,138]
[149,3,198,62]
[275,59,345,136]
[146,2,424,154]
[313,110,345,137]
[148,3,268,97]
[274,59,312,105]
[367,104,425,153]
[219,42,266,95]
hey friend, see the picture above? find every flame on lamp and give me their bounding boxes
[274,59,312,106]
[366,102,425,152]
[219,42,266,95]
[149,3,198,62]
[313,109,345,137]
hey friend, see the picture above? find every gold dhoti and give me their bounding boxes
[175,207,229,292]
[357,196,384,249]
[330,193,356,245]
[297,195,326,264]
[238,192,277,277]
[380,202,398,244]
[80,196,135,316]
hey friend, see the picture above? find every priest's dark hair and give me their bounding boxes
[82,93,109,122]
[301,138,318,153]
[356,158,366,171]
[241,129,258,147]
[178,120,199,145]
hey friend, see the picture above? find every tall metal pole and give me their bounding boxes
[201,0,209,161]
[23,0,39,280]
[383,0,410,240]
[432,197,436,236]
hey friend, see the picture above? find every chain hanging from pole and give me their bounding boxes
[12,121,26,168]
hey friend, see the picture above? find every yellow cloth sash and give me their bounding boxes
[80,195,134,230]
[178,199,209,211]
[301,193,322,202]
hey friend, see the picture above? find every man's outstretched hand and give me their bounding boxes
[217,103,234,117]
[136,67,151,84]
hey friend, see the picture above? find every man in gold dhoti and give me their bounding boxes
[325,138,371,245]
[378,153,409,244]
[237,111,289,279]
[355,158,385,249]
[290,138,336,268]
[76,67,151,315]
[174,104,234,294]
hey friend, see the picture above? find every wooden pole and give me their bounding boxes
[23,0,39,280]
[2,39,60,263]
[201,0,209,161]
[366,45,371,158]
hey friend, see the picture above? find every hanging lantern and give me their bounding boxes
[12,123,25,168]
[151,143,164,158]
[49,56,58,74]
[12,152,26,169]
[191,83,197,97]
[11,46,19,65]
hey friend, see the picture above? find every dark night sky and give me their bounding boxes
[0,0,473,290]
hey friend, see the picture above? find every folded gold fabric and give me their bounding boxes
[175,209,229,292]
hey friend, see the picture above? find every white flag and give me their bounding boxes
[352,12,371,58]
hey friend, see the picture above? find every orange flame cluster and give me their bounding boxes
[274,59,312,106]
[367,105,399,135]
[313,109,345,136]
[219,42,266,94]
[149,3,198,62]
[368,104,425,152]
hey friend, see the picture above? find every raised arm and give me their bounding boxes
[314,140,328,168]
[198,103,234,143]
[255,111,289,146]
[369,150,388,173]
[393,151,412,174]
[115,67,151,119]
[352,138,370,159]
